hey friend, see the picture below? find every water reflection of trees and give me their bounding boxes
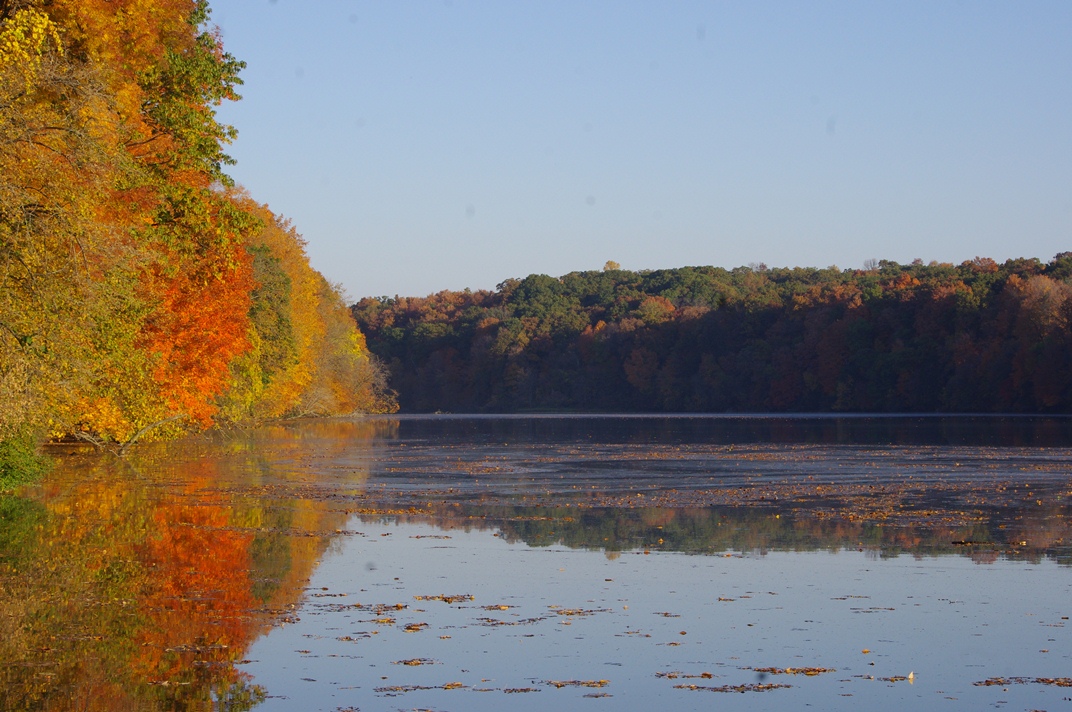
[1,415,1068,707]
[0,418,394,710]
[358,493,1072,567]
[386,414,1072,448]
[0,470,275,709]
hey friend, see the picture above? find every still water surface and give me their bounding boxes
[2,415,1071,710]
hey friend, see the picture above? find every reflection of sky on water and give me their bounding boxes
[245,518,1072,712]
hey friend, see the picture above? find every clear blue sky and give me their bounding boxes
[210,1,1071,300]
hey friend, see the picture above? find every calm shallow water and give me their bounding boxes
[247,519,1072,712]
[2,415,1071,710]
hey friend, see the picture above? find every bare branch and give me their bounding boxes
[117,414,187,456]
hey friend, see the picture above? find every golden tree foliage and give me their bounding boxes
[0,1,390,455]
[299,275,397,416]
[218,195,396,421]
[0,7,61,85]
[0,8,130,440]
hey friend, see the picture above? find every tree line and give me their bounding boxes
[0,0,394,483]
[352,255,1072,414]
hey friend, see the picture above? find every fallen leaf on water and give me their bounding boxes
[375,682,467,694]
[674,683,791,693]
[415,594,474,604]
[656,671,714,680]
[754,666,836,676]
[974,677,1072,688]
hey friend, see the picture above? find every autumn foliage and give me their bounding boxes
[0,0,394,456]
[0,423,368,709]
[353,256,1072,413]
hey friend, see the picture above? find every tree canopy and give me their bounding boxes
[353,256,1072,414]
[0,0,394,470]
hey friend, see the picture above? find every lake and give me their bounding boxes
[2,415,1071,711]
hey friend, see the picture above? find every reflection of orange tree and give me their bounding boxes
[1,462,158,708]
[0,443,351,709]
[126,454,349,706]
[130,486,260,698]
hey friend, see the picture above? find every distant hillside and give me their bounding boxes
[352,255,1072,413]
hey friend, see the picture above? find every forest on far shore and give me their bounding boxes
[352,255,1072,414]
